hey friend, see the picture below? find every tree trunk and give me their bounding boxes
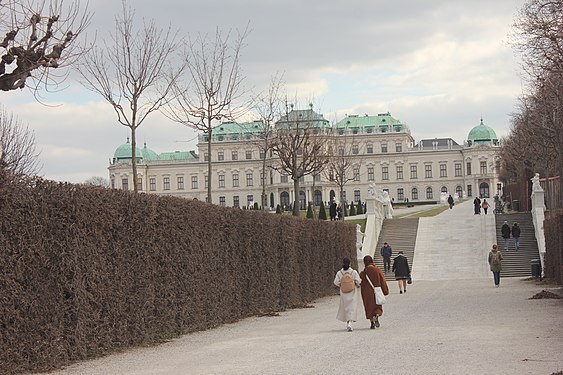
[261,155,267,210]
[131,127,138,193]
[293,178,300,216]
[207,123,213,203]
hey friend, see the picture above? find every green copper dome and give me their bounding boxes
[114,138,143,161]
[467,119,498,143]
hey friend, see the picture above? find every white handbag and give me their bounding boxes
[366,274,386,305]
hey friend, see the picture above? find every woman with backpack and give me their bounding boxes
[488,244,503,287]
[333,257,361,331]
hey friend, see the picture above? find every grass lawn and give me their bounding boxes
[395,205,450,218]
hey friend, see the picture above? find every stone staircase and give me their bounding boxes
[373,218,419,280]
[495,213,540,278]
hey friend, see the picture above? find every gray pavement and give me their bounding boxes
[39,200,563,375]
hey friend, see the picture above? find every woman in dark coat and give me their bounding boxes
[359,255,389,329]
[392,251,411,294]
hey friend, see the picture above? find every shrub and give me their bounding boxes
[318,201,327,220]
[350,203,356,216]
[276,204,282,214]
[356,200,363,214]
[306,202,314,219]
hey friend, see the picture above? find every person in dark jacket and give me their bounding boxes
[329,201,337,221]
[447,194,454,209]
[380,242,393,272]
[501,221,511,250]
[392,251,411,294]
[512,222,521,251]
[473,197,481,214]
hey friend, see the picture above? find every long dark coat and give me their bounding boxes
[359,264,389,319]
[392,254,411,280]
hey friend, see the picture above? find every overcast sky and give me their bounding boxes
[2,0,527,183]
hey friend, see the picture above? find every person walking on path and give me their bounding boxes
[473,196,481,214]
[501,221,511,250]
[512,222,521,251]
[392,251,411,294]
[488,244,503,287]
[380,242,393,273]
[481,199,490,215]
[333,257,361,332]
[329,201,337,221]
[359,255,389,329]
[447,194,454,209]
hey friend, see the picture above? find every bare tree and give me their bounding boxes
[251,72,285,210]
[324,122,364,218]
[0,0,90,93]
[77,1,184,193]
[0,105,40,176]
[84,176,109,187]
[163,26,249,203]
[271,103,330,216]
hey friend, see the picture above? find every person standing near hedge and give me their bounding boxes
[359,255,389,329]
[333,257,361,332]
[392,251,410,294]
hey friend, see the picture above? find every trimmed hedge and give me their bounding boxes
[544,213,562,284]
[0,175,355,374]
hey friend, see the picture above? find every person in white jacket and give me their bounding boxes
[333,257,361,331]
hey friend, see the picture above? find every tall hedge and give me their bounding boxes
[0,175,355,374]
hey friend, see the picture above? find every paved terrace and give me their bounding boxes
[39,201,563,375]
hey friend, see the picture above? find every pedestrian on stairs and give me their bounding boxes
[512,222,521,251]
[501,221,511,250]
[334,257,361,332]
[488,244,503,287]
[380,242,393,272]
[392,251,411,294]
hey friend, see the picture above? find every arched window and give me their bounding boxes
[456,186,463,198]
[299,191,307,210]
[314,190,322,206]
[412,188,418,200]
[441,186,448,194]
[280,191,290,209]
[479,182,490,198]
[426,187,433,199]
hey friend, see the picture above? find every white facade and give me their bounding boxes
[109,111,502,209]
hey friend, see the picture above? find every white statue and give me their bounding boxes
[531,173,543,193]
[367,182,376,198]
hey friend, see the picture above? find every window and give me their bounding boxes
[441,186,448,194]
[352,144,359,155]
[338,146,344,156]
[191,176,198,189]
[149,177,156,191]
[111,177,115,189]
[480,161,487,174]
[122,178,129,190]
[218,151,224,161]
[314,174,321,182]
[382,166,389,180]
[281,174,288,183]
[137,177,143,191]
[395,143,402,152]
[219,196,226,206]
[466,162,472,175]
[440,164,447,177]
[259,150,265,159]
[455,163,462,177]
[232,151,238,160]
[425,165,432,178]
[367,143,373,154]
[342,191,347,202]
[247,195,254,207]
[497,183,502,195]
[177,176,184,190]
[411,188,418,200]
[260,172,264,186]
[218,174,225,188]
[354,190,361,202]
[410,165,418,179]
[204,153,208,162]
[205,175,208,189]
[246,173,253,186]
[396,166,403,180]
[397,188,404,201]
[233,196,240,208]
[354,167,360,181]
[246,150,252,160]
[467,184,472,197]
[381,143,388,153]
[297,176,303,183]
[426,187,433,199]
[163,177,170,190]
[456,186,463,198]
[232,174,239,187]
[368,167,374,181]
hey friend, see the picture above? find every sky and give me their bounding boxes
[1,0,528,183]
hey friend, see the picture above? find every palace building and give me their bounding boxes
[108,108,502,209]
